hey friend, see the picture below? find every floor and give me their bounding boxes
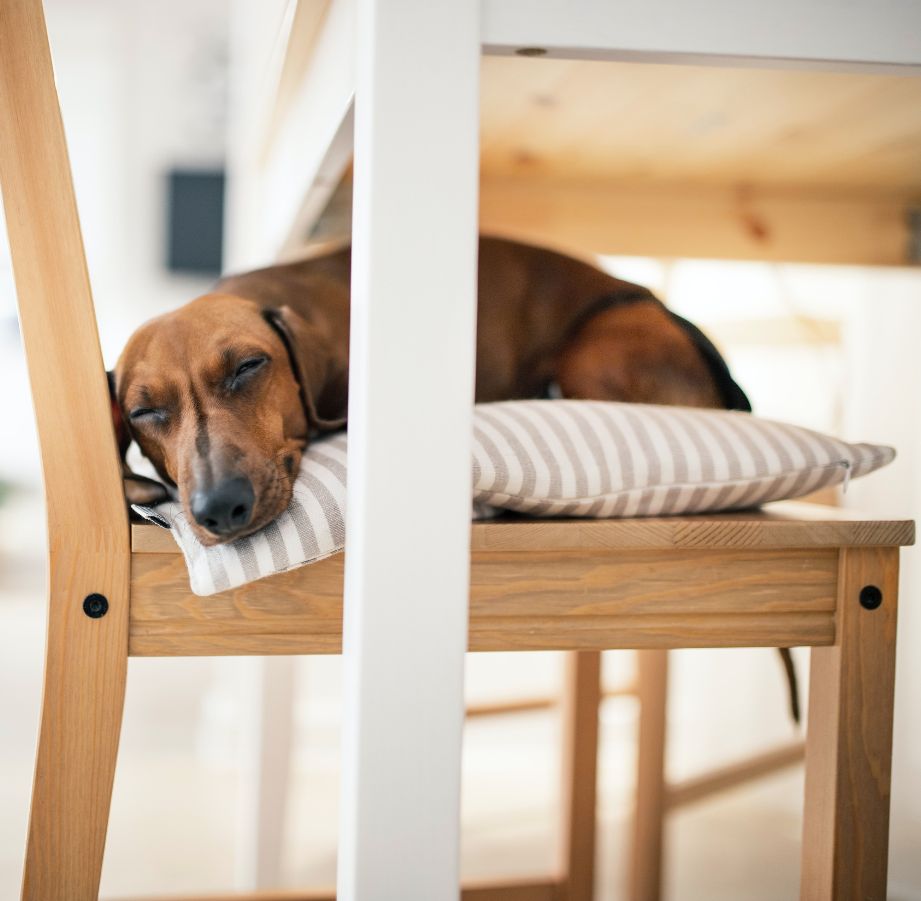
[0,488,912,900]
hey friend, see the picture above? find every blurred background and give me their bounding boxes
[1,1,920,898]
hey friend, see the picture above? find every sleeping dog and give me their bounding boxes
[112,235,748,541]
[112,234,799,720]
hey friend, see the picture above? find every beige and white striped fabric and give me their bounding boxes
[136,400,894,596]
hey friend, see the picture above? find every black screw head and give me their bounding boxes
[859,585,883,611]
[83,593,109,619]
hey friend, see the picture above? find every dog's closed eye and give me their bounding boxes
[229,355,268,391]
[129,407,168,425]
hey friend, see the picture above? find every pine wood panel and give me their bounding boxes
[280,166,918,266]
[479,176,916,266]
[480,57,921,194]
[266,23,921,262]
[467,611,834,652]
[0,1,131,898]
[129,546,839,656]
[131,502,915,554]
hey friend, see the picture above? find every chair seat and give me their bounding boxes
[128,502,914,657]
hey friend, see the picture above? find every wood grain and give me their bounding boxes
[480,58,921,194]
[129,547,838,656]
[480,175,917,266]
[557,651,601,900]
[629,650,669,901]
[0,1,131,899]
[276,60,921,264]
[132,502,915,554]
[800,547,900,900]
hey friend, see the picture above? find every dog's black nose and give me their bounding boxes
[191,476,255,537]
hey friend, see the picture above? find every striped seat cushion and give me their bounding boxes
[136,400,894,595]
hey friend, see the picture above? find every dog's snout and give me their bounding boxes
[191,476,255,537]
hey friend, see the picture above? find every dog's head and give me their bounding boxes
[111,294,347,545]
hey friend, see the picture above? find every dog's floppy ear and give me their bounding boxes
[108,370,131,460]
[107,371,171,507]
[263,306,348,432]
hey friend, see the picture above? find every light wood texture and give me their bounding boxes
[801,547,900,900]
[0,1,130,899]
[479,176,916,266]
[269,56,921,264]
[629,651,669,901]
[480,59,921,192]
[280,164,919,266]
[666,740,805,810]
[129,545,839,656]
[557,652,602,900]
[478,55,921,266]
[131,502,915,553]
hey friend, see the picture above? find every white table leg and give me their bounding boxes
[338,1,481,898]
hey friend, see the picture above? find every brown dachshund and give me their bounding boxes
[112,235,748,544]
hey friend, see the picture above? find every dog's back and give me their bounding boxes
[216,236,746,410]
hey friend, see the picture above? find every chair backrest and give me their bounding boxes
[0,0,126,546]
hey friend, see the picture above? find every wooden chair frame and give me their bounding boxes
[0,1,913,899]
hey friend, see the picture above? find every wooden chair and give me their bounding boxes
[0,1,913,899]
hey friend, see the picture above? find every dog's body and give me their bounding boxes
[115,236,750,538]
[114,236,749,545]
[216,237,744,413]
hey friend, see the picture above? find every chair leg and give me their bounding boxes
[21,560,129,901]
[801,547,899,901]
[629,649,669,901]
[236,656,296,889]
[558,651,602,901]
